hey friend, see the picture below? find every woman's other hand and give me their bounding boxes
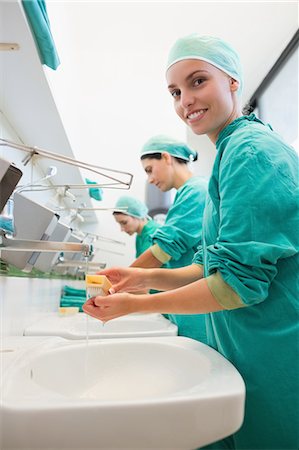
[96,267,147,293]
[83,293,136,322]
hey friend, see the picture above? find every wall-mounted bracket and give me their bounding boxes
[0,43,20,51]
[0,138,133,190]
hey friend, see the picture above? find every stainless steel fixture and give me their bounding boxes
[0,229,92,258]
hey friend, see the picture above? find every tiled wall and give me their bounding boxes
[0,276,84,336]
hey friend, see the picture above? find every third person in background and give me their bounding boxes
[113,195,160,258]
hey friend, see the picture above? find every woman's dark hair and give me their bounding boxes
[141,153,163,161]
[141,153,197,164]
[242,102,255,115]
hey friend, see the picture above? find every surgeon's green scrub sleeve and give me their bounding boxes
[195,114,299,450]
[135,220,161,258]
[152,176,208,343]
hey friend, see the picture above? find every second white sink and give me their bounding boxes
[24,312,178,339]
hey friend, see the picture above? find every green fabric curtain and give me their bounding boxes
[22,0,60,70]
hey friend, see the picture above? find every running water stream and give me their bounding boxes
[84,257,90,389]
[83,263,107,394]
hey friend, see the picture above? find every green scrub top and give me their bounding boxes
[194,114,299,449]
[152,176,208,344]
[135,219,161,258]
[136,220,163,296]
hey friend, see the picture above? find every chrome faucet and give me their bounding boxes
[0,229,93,258]
[55,258,106,269]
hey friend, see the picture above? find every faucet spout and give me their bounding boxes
[55,260,106,269]
[0,230,92,257]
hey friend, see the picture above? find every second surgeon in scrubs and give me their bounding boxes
[133,136,208,343]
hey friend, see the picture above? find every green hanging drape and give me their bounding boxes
[22,0,60,70]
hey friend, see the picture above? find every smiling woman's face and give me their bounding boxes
[166,59,240,143]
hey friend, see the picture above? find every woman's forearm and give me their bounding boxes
[134,277,223,314]
[143,264,203,291]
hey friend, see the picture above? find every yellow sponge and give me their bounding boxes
[85,274,112,297]
[58,307,79,315]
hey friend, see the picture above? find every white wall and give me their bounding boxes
[0,0,100,223]
[0,276,86,337]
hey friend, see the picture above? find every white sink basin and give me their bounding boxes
[1,336,245,450]
[24,312,178,339]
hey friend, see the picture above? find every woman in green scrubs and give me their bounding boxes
[113,195,160,258]
[130,135,208,273]
[132,135,208,343]
[84,35,299,449]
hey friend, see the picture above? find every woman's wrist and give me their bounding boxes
[127,292,153,313]
[143,268,155,289]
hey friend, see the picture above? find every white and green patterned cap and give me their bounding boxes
[166,34,243,95]
[141,135,198,162]
[114,195,148,219]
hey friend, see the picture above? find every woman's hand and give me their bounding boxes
[97,267,147,293]
[83,292,136,322]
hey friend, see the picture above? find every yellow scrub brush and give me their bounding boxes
[85,274,112,298]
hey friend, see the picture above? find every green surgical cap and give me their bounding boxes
[166,34,243,95]
[141,135,197,162]
[114,196,148,219]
